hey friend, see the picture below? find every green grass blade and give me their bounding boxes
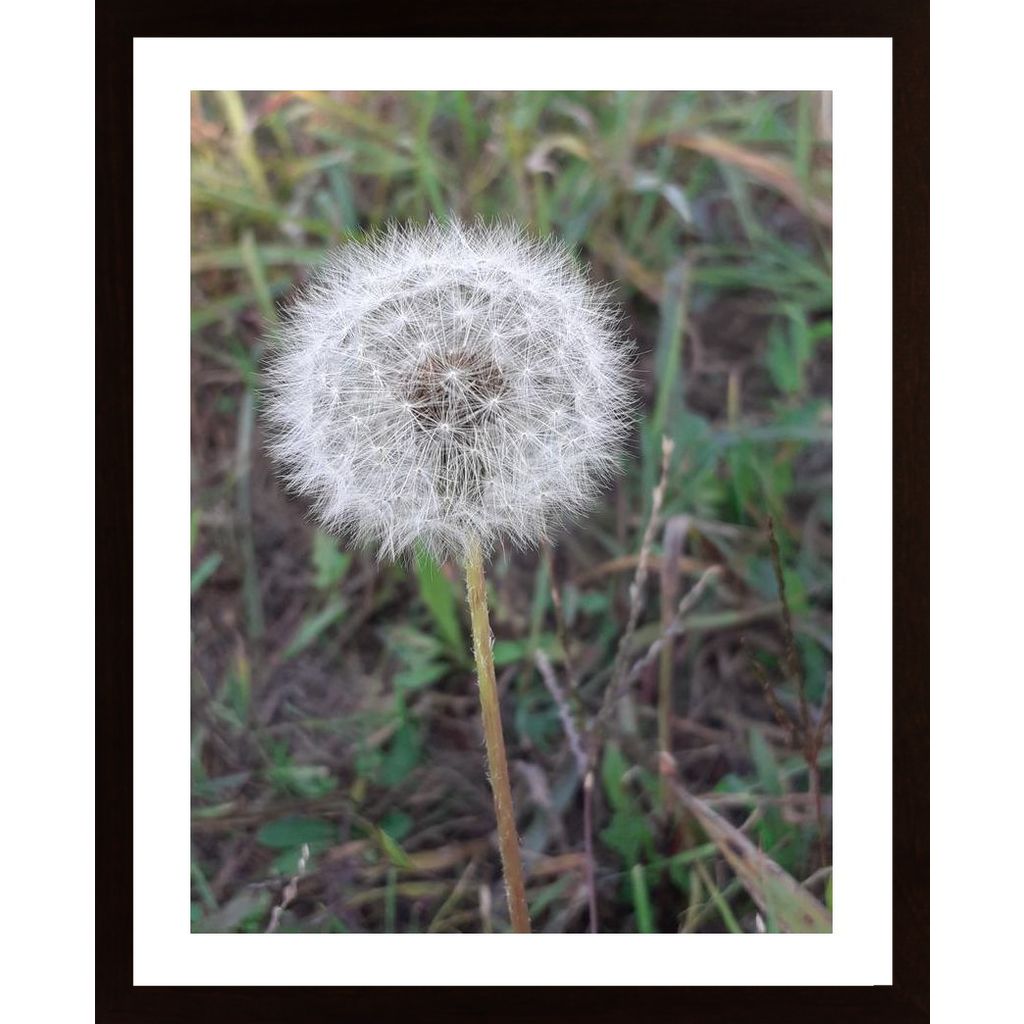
[414,547,465,660]
[282,598,346,660]
[191,552,222,595]
[239,230,278,327]
[218,91,271,200]
[630,863,655,933]
[650,261,691,444]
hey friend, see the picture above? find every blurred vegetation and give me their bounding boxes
[190,91,832,934]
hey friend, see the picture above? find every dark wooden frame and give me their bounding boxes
[97,3,928,1019]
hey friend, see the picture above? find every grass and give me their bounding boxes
[190,90,832,934]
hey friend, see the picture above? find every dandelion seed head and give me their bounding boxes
[263,218,636,563]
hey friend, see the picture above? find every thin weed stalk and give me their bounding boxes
[535,648,597,933]
[743,516,831,866]
[537,547,600,932]
[657,515,691,812]
[600,435,674,728]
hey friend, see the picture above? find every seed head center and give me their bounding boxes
[406,350,508,432]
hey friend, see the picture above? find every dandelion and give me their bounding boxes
[264,219,633,563]
[263,218,635,932]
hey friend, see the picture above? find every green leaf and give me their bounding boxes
[282,598,346,660]
[600,809,655,865]
[782,568,809,613]
[379,811,414,842]
[191,552,222,595]
[601,744,632,813]
[414,547,464,657]
[257,816,337,849]
[385,625,445,662]
[394,660,449,692]
[268,763,337,799]
[599,749,658,867]
[311,531,351,590]
[492,634,559,667]
[493,639,528,666]
[379,719,422,787]
[373,824,414,869]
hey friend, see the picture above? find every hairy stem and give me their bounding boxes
[465,540,531,934]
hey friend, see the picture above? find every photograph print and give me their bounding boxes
[190,89,834,936]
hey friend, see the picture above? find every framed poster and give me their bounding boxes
[98,2,927,1019]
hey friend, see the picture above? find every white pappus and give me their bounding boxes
[263,218,636,563]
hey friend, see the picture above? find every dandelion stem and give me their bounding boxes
[465,539,531,934]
